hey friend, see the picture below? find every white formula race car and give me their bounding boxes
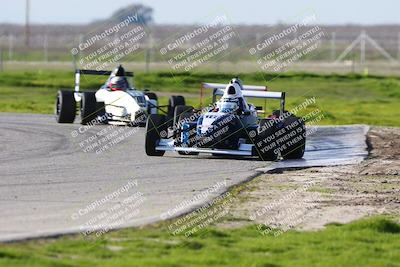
[145,78,306,161]
[55,65,158,126]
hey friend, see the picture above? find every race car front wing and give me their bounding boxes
[155,138,254,156]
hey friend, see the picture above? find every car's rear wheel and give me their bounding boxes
[173,105,194,130]
[81,92,97,125]
[145,114,167,156]
[145,92,158,100]
[280,114,306,159]
[55,90,76,123]
[144,92,158,115]
[168,96,185,119]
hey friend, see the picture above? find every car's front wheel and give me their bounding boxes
[253,118,279,161]
[280,114,306,159]
[55,90,76,123]
[80,92,98,125]
[145,114,167,156]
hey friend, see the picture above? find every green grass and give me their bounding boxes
[0,70,400,126]
[1,70,400,266]
[0,216,399,267]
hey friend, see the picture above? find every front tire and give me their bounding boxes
[96,102,107,124]
[55,90,76,123]
[81,92,97,125]
[145,114,167,156]
[253,119,279,161]
[280,114,306,159]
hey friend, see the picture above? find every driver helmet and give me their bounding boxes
[230,77,243,88]
[217,83,243,113]
[109,76,129,91]
[113,65,126,76]
[223,82,243,99]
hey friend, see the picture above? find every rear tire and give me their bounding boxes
[145,114,167,156]
[81,92,97,125]
[55,90,76,123]
[280,114,306,159]
[173,105,194,130]
[145,92,158,100]
[168,96,185,118]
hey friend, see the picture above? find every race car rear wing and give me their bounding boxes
[213,88,284,99]
[74,69,134,93]
[200,82,286,115]
[202,82,267,91]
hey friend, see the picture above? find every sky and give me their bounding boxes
[1,0,400,25]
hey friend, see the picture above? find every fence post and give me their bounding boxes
[360,31,366,66]
[398,32,400,60]
[331,32,336,61]
[8,34,13,61]
[43,34,48,62]
[0,48,3,71]
[145,33,153,73]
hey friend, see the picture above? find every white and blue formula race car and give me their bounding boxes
[55,65,160,126]
[145,78,306,161]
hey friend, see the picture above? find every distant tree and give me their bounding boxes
[109,4,153,25]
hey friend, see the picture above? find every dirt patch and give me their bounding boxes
[219,127,400,231]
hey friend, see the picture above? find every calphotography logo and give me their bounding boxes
[249,12,326,74]
[160,180,229,220]
[250,181,322,237]
[70,179,145,237]
[72,14,148,71]
[158,12,241,77]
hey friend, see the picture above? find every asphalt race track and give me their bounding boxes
[0,113,369,242]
